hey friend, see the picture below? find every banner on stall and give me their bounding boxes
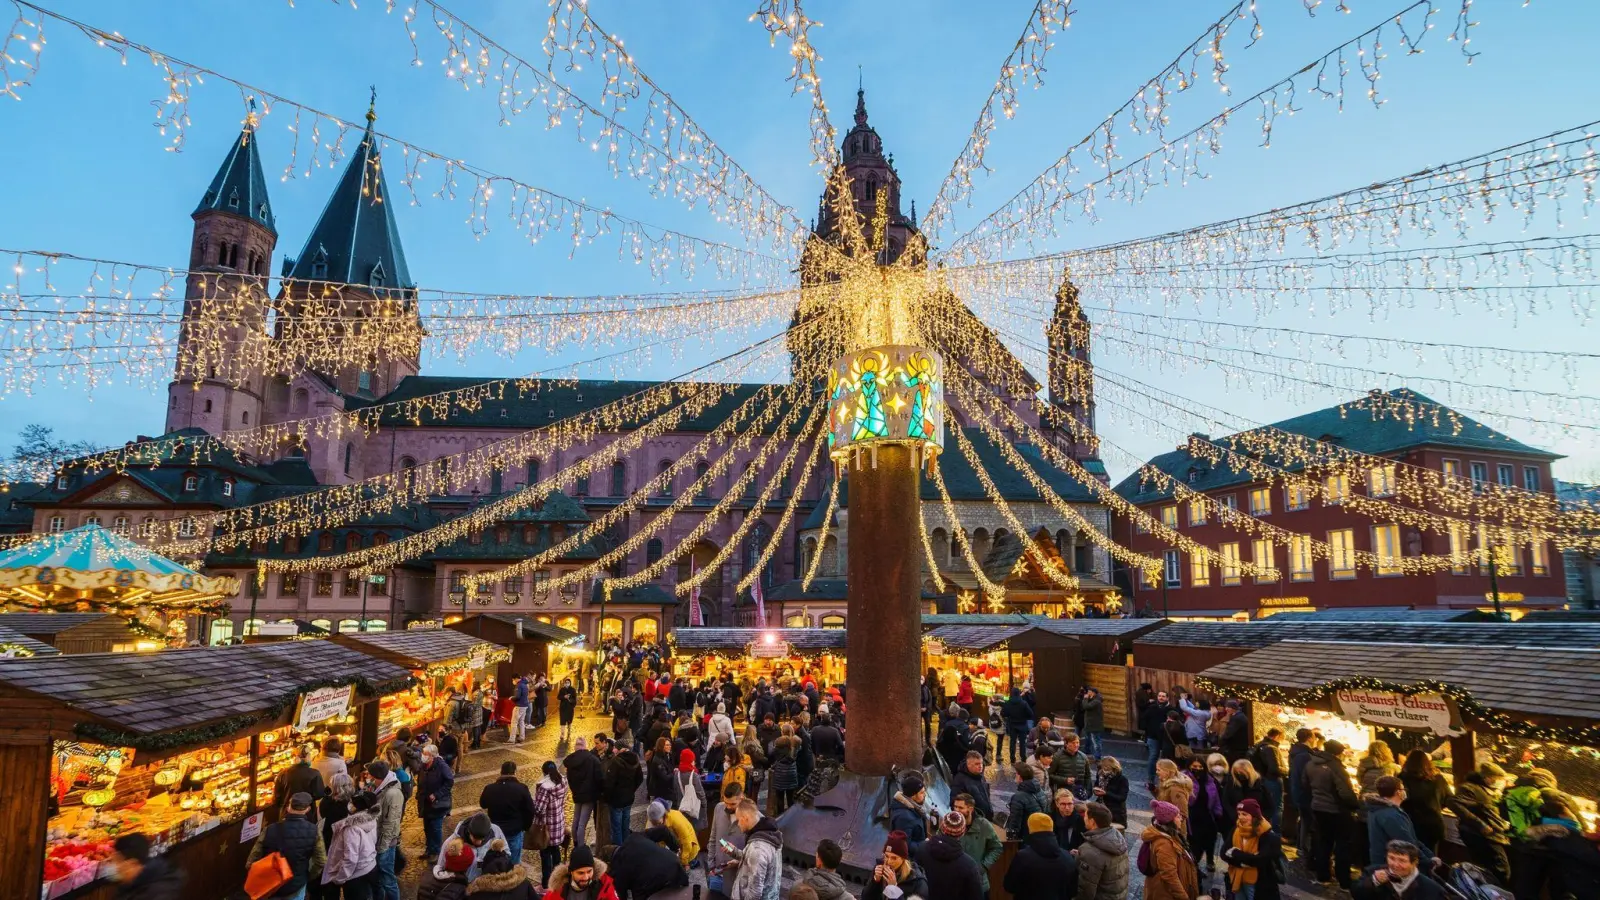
[468,646,490,671]
[1334,689,1461,736]
[294,684,355,731]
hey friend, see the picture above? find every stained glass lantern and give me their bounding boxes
[827,345,945,467]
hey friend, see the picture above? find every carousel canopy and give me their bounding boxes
[0,524,239,614]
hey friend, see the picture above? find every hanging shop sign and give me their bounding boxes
[1260,596,1312,609]
[924,639,946,657]
[294,685,355,731]
[468,646,490,672]
[1334,689,1461,737]
[749,638,792,659]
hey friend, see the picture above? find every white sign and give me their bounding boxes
[468,646,490,671]
[240,812,263,843]
[1334,689,1459,736]
[295,685,355,731]
[749,640,791,659]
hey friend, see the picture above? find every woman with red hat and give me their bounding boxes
[863,830,929,900]
[1222,798,1284,900]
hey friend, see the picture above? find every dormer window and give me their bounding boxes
[310,247,329,281]
[358,371,372,392]
[369,261,386,287]
[221,478,235,498]
[54,474,69,490]
[183,474,199,492]
[227,188,240,209]
[258,203,269,219]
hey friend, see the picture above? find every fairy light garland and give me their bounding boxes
[944,421,1080,591]
[928,463,1005,601]
[751,0,838,173]
[917,506,948,594]
[734,424,830,598]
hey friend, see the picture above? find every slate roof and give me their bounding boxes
[1032,618,1172,637]
[1198,639,1600,724]
[336,628,504,666]
[480,614,583,643]
[0,640,409,735]
[0,612,123,634]
[1134,620,1600,650]
[284,115,413,289]
[927,623,1039,652]
[591,582,679,606]
[0,625,60,656]
[1115,388,1560,504]
[669,627,847,652]
[766,578,950,602]
[194,124,275,233]
[1267,608,1484,623]
[921,613,1050,628]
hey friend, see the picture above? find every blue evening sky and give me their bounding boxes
[2,1,1597,478]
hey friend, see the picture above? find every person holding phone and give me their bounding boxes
[863,831,929,900]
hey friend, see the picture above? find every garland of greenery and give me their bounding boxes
[73,673,416,752]
[1195,675,1600,749]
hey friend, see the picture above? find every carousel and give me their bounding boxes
[0,524,238,647]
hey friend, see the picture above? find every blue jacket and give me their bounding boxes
[1366,799,1434,865]
[889,792,929,858]
[514,678,530,706]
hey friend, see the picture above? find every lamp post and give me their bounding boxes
[247,573,259,641]
[1488,550,1505,620]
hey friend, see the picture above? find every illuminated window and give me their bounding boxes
[1289,535,1313,582]
[600,617,624,641]
[343,571,361,596]
[1163,550,1181,588]
[281,574,299,596]
[632,618,659,642]
[1187,499,1207,527]
[820,614,846,629]
[362,619,387,632]
[315,571,334,596]
[1328,529,1356,579]
[1253,539,1277,583]
[1448,522,1470,574]
[1285,484,1310,511]
[1220,542,1242,586]
[1442,459,1461,482]
[1325,474,1349,505]
[209,619,234,645]
[310,618,333,633]
[242,618,265,637]
[1530,540,1549,576]
[785,614,809,628]
[556,615,580,632]
[338,619,361,633]
[1368,465,1396,497]
[1161,506,1178,528]
[1372,524,1403,576]
[1248,488,1271,516]
[1189,552,1210,587]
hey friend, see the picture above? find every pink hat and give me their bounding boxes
[1151,800,1181,825]
[1239,799,1263,820]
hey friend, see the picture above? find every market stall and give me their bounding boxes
[0,525,238,647]
[446,613,589,690]
[1198,638,1600,840]
[666,627,847,686]
[0,613,149,654]
[333,627,508,746]
[923,624,1082,720]
[0,640,412,900]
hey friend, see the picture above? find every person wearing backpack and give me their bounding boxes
[1140,801,1199,900]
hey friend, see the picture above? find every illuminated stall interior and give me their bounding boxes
[332,627,508,745]
[445,614,589,693]
[666,628,847,687]
[922,623,1084,720]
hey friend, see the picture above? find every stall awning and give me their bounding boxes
[0,524,239,611]
[1136,620,1600,651]
[1031,618,1171,638]
[480,614,583,644]
[0,624,60,657]
[0,640,412,747]
[1197,639,1600,746]
[669,627,847,654]
[334,628,507,669]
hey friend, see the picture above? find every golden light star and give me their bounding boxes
[957,589,977,613]
[888,392,907,415]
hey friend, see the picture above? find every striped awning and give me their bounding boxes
[0,524,237,613]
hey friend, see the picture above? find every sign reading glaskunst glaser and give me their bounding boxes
[294,684,355,731]
[1334,689,1460,737]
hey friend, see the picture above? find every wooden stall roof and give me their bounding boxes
[478,614,583,644]
[334,628,505,667]
[1134,620,1600,650]
[0,640,411,736]
[0,624,60,656]
[669,628,847,653]
[1198,639,1600,727]
[927,624,1040,652]
[1267,608,1484,623]
[1032,618,1171,638]
[0,612,122,634]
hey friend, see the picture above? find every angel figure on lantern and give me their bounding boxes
[850,352,890,442]
[901,351,939,442]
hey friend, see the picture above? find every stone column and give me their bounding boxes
[846,445,924,775]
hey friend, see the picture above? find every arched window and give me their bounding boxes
[803,536,818,574]
[556,615,580,633]
[292,389,309,414]
[631,617,659,643]
[318,532,335,552]
[242,410,249,424]
[436,457,451,489]
[84,514,101,527]
[785,613,809,628]
[972,528,992,564]
[177,517,196,539]
[112,516,130,536]
[657,459,674,497]
[610,461,626,497]
[930,528,949,568]
[48,516,64,534]
[526,458,541,485]
[821,535,840,577]
[310,618,333,633]
[344,443,354,476]
[204,398,213,413]
[741,461,757,499]
[573,458,589,496]
[1056,529,1070,554]
[362,619,388,632]
[140,516,157,538]
[183,474,199,492]
[820,614,846,629]
[600,616,624,642]
[646,539,663,566]
[345,532,362,552]
[221,478,235,498]
[337,619,361,633]
[208,618,235,645]
[399,456,417,470]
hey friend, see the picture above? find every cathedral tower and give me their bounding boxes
[1046,278,1101,468]
[166,114,278,435]
[812,86,918,264]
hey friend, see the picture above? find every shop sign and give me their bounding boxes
[295,684,355,731]
[1483,592,1524,603]
[240,812,264,843]
[468,646,490,671]
[1260,596,1312,609]
[924,639,945,657]
[1334,689,1459,736]
[749,640,791,659]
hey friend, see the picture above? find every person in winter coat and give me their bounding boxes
[1009,762,1052,841]
[1397,750,1450,855]
[319,772,355,873]
[322,790,379,897]
[1178,693,1211,749]
[1143,801,1200,900]
[1189,754,1231,872]
[610,831,689,898]
[1365,776,1436,871]
[602,748,644,845]
[769,724,802,815]
[532,762,570,886]
[865,830,930,900]
[479,761,536,866]
[1287,729,1316,845]
[105,834,185,900]
[999,688,1034,765]
[1095,755,1130,826]
[891,774,934,858]
[248,792,327,898]
[448,813,509,883]
[415,837,473,900]
[729,800,784,900]
[672,748,706,825]
[1155,759,1195,829]
[950,751,994,821]
[811,713,845,762]
[1005,812,1075,900]
[920,675,937,746]
[464,845,536,900]
[1223,759,1273,832]
[417,744,455,860]
[1050,734,1094,797]
[1519,799,1600,900]
[1220,799,1282,900]
[1075,803,1129,900]
[364,761,404,900]
[1450,762,1512,887]
[1051,789,1089,852]
[1305,740,1359,889]
[708,702,737,747]
[803,839,852,900]
[952,793,1003,898]
[937,705,971,775]
[563,738,604,848]
[1249,730,1286,829]
[558,678,579,741]
[280,745,329,821]
[916,811,986,900]
[543,845,620,900]
[1219,701,1251,763]
[956,675,975,712]
[708,784,747,896]
[1139,691,1174,786]
[1351,841,1444,900]
[645,737,681,808]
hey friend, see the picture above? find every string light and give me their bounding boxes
[751,0,838,173]
[801,472,840,592]
[944,422,1080,591]
[928,463,1005,601]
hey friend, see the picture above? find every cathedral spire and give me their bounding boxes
[194,98,275,234]
[854,76,868,128]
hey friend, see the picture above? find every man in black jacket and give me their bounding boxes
[1000,687,1033,766]
[1003,811,1075,900]
[1251,728,1286,829]
[917,811,986,900]
[246,792,325,898]
[603,748,644,846]
[949,751,994,821]
[105,834,184,900]
[609,830,689,898]
[1138,689,1172,789]
[564,738,605,848]
[1220,699,1252,762]
[811,714,845,762]
[479,761,536,864]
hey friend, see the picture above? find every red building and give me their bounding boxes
[1113,389,1565,618]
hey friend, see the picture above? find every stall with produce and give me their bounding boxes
[445,613,588,690]
[666,627,848,686]
[922,624,1082,720]
[333,626,508,745]
[1198,638,1600,840]
[0,640,412,900]
[0,525,239,647]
